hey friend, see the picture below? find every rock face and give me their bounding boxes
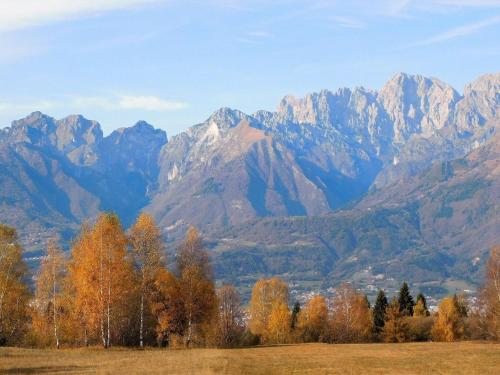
[0,113,167,250]
[0,72,498,293]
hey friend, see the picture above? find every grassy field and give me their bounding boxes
[1,342,499,374]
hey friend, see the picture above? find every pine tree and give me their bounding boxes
[290,301,300,330]
[453,294,468,318]
[398,282,415,316]
[373,290,388,333]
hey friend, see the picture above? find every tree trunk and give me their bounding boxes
[99,232,106,348]
[186,314,192,347]
[52,260,59,349]
[140,292,144,348]
[106,256,111,349]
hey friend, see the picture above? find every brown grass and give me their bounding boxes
[0,342,499,374]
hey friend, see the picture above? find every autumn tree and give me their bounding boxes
[267,302,290,344]
[398,282,414,316]
[176,227,216,346]
[373,290,388,334]
[431,297,464,342]
[330,284,372,343]
[129,213,164,348]
[297,295,329,342]
[150,268,185,346]
[414,293,429,317]
[482,245,500,340]
[32,238,66,348]
[249,277,288,339]
[382,298,408,343]
[67,213,136,348]
[0,224,30,345]
[215,285,244,347]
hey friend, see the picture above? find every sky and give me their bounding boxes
[0,0,499,136]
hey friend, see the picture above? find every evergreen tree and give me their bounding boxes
[373,290,388,333]
[291,301,301,330]
[398,282,415,316]
[453,294,468,318]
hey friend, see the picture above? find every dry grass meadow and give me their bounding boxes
[1,342,499,374]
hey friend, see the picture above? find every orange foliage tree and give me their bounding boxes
[129,213,164,348]
[249,277,288,339]
[330,284,372,343]
[32,238,66,348]
[67,213,136,348]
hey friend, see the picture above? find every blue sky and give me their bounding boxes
[0,0,499,135]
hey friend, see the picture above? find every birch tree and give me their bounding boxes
[130,213,163,348]
[216,285,244,347]
[330,284,373,343]
[249,278,288,338]
[176,227,216,347]
[68,214,136,348]
[33,238,66,348]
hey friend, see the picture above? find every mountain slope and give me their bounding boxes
[207,133,499,298]
[0,72,497,298]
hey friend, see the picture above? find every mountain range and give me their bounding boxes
[1,72,498,299]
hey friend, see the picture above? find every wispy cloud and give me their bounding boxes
[0,94,187,115]
[118,95,187,111]
[0,0,166,33]
[235,30,273,44]
[378,0,500,17]
[416,15,500,45]
[330,16,365,29]
[73,94,188,111]
[0,100,59,114]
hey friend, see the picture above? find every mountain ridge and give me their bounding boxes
[0,72,498,299]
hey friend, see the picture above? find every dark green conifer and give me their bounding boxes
[290,301,301,329]
[398,282,415,316]
[373,290,388,333]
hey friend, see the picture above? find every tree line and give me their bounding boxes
[0,213,499,348]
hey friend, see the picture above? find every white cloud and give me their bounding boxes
[0,0,165,32]
[330,16,365,29]
[72,94,187,112]
[0,100,58,114]
[0,94,187,115]
[416,15,500,45]
[118,95,187,111]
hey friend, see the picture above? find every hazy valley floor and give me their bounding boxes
[1,342,499,374]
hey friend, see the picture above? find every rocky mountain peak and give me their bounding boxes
[55,114,103,152]
[206,107,249,131]
[465,72,500,95]
[379,72,461,141]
